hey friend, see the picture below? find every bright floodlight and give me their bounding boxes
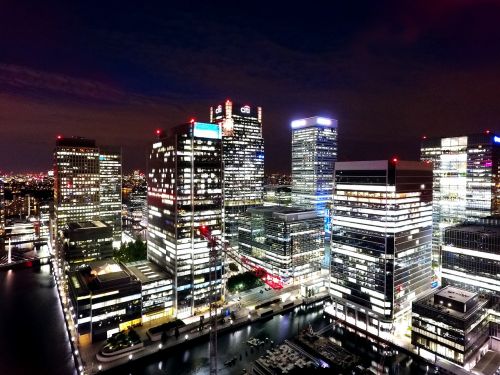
[291,119,307,128]
[316,117,332,125]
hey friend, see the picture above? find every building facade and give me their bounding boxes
[99,146,122,247]
[147,122,223,318]
[442,217,500,312]
[210,100,264,248]
[68,260,142,343]
[412,286,490,370]
[125,260,174,322]
[421,133,500,264]
[54,137,100,235]
[291,116,337,218]
[238,206,324,287]
[327,160,433,336]
[62,221,113,268]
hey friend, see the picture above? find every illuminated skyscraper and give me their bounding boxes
[291,116,337,227]
[210,100,264,247]
[99,146,122,247]
[421,133,500,265]
[147,122,223,318]
[54,137,100,236]
[326,160,433,336]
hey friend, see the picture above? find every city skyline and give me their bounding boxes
[3,1,500,173]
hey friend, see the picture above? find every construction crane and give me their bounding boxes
[198,225,220,375]
[198,224,289,374]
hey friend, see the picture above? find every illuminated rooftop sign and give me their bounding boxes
[193,122,221,139]
[291,116,337,129]
[494,135,500,144]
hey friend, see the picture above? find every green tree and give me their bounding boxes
[228,262,239,272]
[114,237,147,262]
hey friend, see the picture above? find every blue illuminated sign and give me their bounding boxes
[494,135,500,143]
[193,122,221,139]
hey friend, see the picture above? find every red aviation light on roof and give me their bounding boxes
[392,157,398,163]
[422,135,427,140]
[190,118,195,123]
[485,129,491,134]
[155,129,161,136]
[56,135,62,140]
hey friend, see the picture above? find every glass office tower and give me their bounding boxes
[54,137,100,236]
[238,206,323,287]
[291,116,337,217]
[99,146,122,247]
[210,100,264,248]
[421,133,500,265]
[291,116,337,267]
[327,160,433,337]
[147,122,223,318]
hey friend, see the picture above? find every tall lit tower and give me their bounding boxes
[421,133,500,265]
[99,146,122,247]
[147,122,223,318]
[327,160,433,337]
[54,137,100,235]
[291,116,337,224]
[210,100,264,248]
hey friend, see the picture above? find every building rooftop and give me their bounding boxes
[125,260,173,284]
[445,220,500,236]
[290,116,337,129]
[69,259,136,295]
[435,286,476,304]
[247,206,319,221]
[67,221,108,230]
[414,287,489,320]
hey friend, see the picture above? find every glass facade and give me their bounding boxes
[54,137,100,235]
[238,207,324,287]
[421,134,500,264]
[62,221,114,268]
[442,218,500,310]
[328,160,433,335]
[291,116,337,218]
[412,287,490,370]
[210,100,264,248]
[147,122,223,318]
[99,147,122,246]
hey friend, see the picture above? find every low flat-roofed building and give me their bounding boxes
[125,260,174,322]
[412,286,490,370]
[68,259,142,344]
[63,221,113,268]
[238,206,323,287]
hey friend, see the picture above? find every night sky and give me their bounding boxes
[1,0,500,173]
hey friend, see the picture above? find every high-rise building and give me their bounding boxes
[210,100,264,248]
[421,133,500,264]
[99,146,122,247]
[326,160,433,336]
[62,221,114,268]
[441,217,500,304]
[54,137,100,235]
[238,206,323,287]
[54,137,123,246]
[147,122,223,318]
[291,116,338,218]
